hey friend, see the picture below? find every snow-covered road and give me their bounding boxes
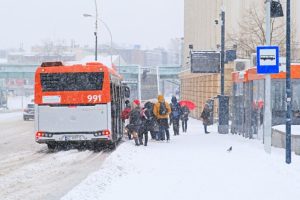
[62,118,300,200]
[0,113,110,200]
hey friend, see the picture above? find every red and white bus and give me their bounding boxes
[34,61,130,150]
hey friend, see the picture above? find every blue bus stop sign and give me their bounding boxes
[257,46,279,74]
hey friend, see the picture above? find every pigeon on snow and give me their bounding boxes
[227,146,232,152]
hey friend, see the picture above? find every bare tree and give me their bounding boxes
[227,5,295,59]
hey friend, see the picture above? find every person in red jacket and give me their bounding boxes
[122,100,132,139]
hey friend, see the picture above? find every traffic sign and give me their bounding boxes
[257,46,279,74]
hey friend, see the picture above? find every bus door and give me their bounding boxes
[110,82,123,141]
[115,84,123,137]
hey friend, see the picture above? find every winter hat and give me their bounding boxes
[133,99,140,106]
[171,96,177,103]
[157,95,164,102]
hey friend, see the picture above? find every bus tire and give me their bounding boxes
[47,143,57,151]
[108,141,117,150]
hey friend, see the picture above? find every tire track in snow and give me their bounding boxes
[0,149,111,200]
[0,115,112,200]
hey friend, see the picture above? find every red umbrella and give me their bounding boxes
[179,100,196,110]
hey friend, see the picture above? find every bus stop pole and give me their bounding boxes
[264,0,272,153]
[286,0,292,164]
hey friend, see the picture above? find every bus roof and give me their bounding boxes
[36,61,122,79]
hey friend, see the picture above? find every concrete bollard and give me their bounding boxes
[294,135,300,155]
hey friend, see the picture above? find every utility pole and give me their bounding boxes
[94,0,98,61]
[220,10,225,96]
[218,6,229,134]
[286,0,292,164]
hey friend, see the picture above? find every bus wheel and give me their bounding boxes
[77,142,86,151]
[47,143,57,151]
[108,141,117,150]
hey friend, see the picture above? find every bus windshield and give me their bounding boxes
[40,72,104,92]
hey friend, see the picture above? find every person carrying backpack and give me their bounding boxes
[181,105,190,132]
[153,95,171,141]
[142,101,159,140]
[128,100,143,145]
[169,96,182,136]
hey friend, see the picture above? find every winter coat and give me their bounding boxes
[128,106,142,132]
[141,106,159,133]
[181,106,190,121]
[201,106,210,125]
[144,101,159,131]
[170,96,182,120]
[153,95,171,119]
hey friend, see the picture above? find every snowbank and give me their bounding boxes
[273,125,300,135]
[0,112,22,122]
[62,119,300,200]
[7,95,34,110]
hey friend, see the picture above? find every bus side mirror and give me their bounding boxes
[124,86,130,98]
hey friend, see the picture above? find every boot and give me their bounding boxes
[204,125,210,134]
[134,138,140,146]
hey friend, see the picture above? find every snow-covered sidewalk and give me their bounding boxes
[62,118,300,200]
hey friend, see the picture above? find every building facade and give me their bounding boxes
[184,0,299,66]
[182,0,299,119]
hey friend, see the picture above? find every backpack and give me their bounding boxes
[159,102,168,115]
[171,103,180,118]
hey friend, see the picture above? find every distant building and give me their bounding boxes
[7,52,76,65]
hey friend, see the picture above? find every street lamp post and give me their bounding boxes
[286,0,292,164]
[84,0,98,61]
[83,13,113,66]
[218,5,229,134]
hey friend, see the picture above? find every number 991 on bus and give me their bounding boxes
[87,95,102,103]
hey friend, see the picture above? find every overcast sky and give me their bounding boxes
[0,0,183,50]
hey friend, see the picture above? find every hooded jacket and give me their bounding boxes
[170,96,182,120]
[153,95,171,119]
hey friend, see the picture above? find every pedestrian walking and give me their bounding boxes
[128,99,143,145]
[153,95,171,141]
[139,102,156,146]
[201,103,211,134]
[169,96,182,136]
[143,101,159,140]
[181,105,190,132]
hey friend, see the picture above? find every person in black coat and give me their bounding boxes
[128,100,143,146]
[180,105,190,132]
[143,101,159,140]
[139,101,159,146]
[170,96,182,136]
[201,103,211,134]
